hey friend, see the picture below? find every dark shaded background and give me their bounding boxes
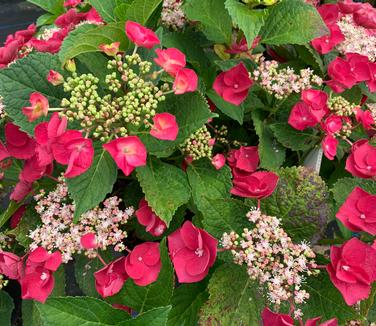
[0,1,41,43]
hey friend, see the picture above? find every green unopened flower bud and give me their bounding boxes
[65,59,76,73]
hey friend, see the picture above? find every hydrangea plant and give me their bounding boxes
[0,0,376,325]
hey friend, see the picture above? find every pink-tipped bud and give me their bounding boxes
[47,70,64,86]
[80,233,97,249]
[98,42,120,57]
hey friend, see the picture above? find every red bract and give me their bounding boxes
[64,0,82,7]
[261,307,294,326]
[226,37,249,54]
[345,139,376,178]
[327,57,357,92]
[47,70,64,86]
[322,135,338,161]
[213,63,253,105]
[0,39,22,68]
[317,4,340,26]
[353,3,376,29]
[20,155,51,183]
[94,256,128,298]
[211,153,226,170]
[124,242,161,286]
[345,53,371,83]
[168,221,217,283]
[0,251,22,280]
[80,233,97,249]
[103,136,147,176]
[55,8,87,28]
[5,123,36,159]
[327,238,376,305]
[173,68,198,94]
[227,146,259,175]
[231,171,279,199]
[10,180,32,202]
[366,62,376,93]
[288,102,318,130]
[355,108,374,130]
[322,115,343,135]
[22,92,49,122]
[21,247,62,303]
[0,141,10,162]
[338,0,362,14]
[85,8,103,24]
[154,48,186,77]
[136,199,167,237]
[336,186,376,235]
[30,28,69,54]
[311,25,344,55]
[99,42,120,57]
[301,89,329,121]
[125,21,160,49]
[10,205,26,229]
[305,317,338,326]
[13,24,36,43]
[150,113,179,141]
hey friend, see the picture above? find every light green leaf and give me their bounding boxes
[89,0,117,22]
[199,264,263,325]
[119,306,172,326]
[36,296,130,326]
[59,23,129,63]
[260,0,328,45]
[0,291,14,326]
[138,93,216,157]
[269,122,318,151]
[183,0,232,44]
[27,0,64,14]
[122,0,162,25]
[0,53,66,134]
[251,109,286,170]
[302,272,363,323]
[108,239,174,313]
[0,200,22,229]
[167,281,209,326]
[186,160,232,226]
[37,13,59,26]
[225,0,269,46]
[66,145,118,222]
[136,157,191,225]
[207,90,245,124]
[22,301,43,326]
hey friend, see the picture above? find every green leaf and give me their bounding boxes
[119,306,171,326]
[66,145,118,222]
[269,122,318,151]
[59,23,129,63]
[201,198,249,239]
[167,281,209,326]
[136,157,191,225]
[225,0,269,46]
[0,200,22,229]
[332,177,376,212]
[260,0,328,45]
[251,109,286,170]
[186,160,233,232]
[199,264,262,326]
[207,90,245,124]
[295,44,325,76]
[37,13,59,26]
[183,0,232,44]
[0,291,14,326]
[302,272,363,323]
[108,239,174,313]
[0,53,66,134]
[138,93,216,157]
[89,0,117,22]
[36,296,130,326]
[122,0,162,25]
[27,0,64,14]
[22,300,43,326]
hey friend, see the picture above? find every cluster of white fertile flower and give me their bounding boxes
[337,15,376,62]
[253,57,323,99]
[222,209,318,306]
[161,0,186,30]
[29,179,134,263]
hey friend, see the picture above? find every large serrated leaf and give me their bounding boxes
[183,0,232,44]
[207,90,245,124]
[36,296,130,325]
[66,145,118,222]
[260,0,328,45]
[136,157,191,225]
[199,264,262,326]
[225,0,269,46]
[167,281,209,326]
[59,23,129,63]
[27,0,64,14]
[137,93,216,157]
[0,53,66,135]
[89,0,117,22]
[0,291,14,326]
[118,306,171,326]
[122,0,162,25]
[108,239,174,313]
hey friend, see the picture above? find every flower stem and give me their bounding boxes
[96,252,107,266]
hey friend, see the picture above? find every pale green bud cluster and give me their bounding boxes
[181,126,213,160]
[242,0,279,7]
[213,125,229,145]
[328,96,359,116]
[60,54,167,142]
